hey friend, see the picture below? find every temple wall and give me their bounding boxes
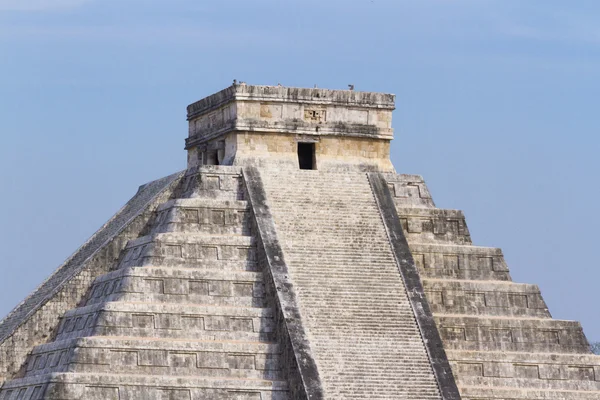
[187,132,394,172]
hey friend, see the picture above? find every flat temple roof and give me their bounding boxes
[187,84,396,120]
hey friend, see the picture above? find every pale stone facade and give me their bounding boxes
[185,85,394,172]
[0,84,598,399]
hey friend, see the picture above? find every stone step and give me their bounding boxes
[55,302,275,342]
[410,243,512,281]
[397,207,471,245]
[119,233,256,269]
[85,267,266,308]
[0,372,289,400]
[23,337,283,380]
[284,258,397,266]
[436,315,590,353]
[273,222,388,230]
[266,196,376,203]
[423,278,550,318]
[262,181,373,190]
[152,198,252,235]
[447,349,600,391]
[284,244,393,251]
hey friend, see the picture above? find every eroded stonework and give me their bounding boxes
[1,84,598,399]
[185,84,395,172]
[384,172,600,399]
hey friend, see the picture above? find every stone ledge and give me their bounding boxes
[424,279,550,318]
[449,350,600,385]
[62,301,273,319]
[0,372,289,400]
[436,315,589,353]
[187,85,395,120]
[92,266,262,283]
[459,386,600,400]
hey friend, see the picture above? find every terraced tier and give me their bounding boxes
[23,337,283,380]
[0,167,294,400]
[0,373,289,400]
[386,172,600,399]
[422,279,549,318]
[85,267,266,307]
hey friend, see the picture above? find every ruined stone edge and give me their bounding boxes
[187,85,396,119]
[368,172,462,400]
[0,171,184,345]
[243,166,324,400]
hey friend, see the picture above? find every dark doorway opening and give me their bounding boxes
[298,142,315,170]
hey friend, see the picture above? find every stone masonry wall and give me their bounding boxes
[187,131,394,172]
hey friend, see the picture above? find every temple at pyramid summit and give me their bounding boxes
[1,83,600,400]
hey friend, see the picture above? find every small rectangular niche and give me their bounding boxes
[298,142,316,170]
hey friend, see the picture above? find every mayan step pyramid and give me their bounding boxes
[0,84,599,399]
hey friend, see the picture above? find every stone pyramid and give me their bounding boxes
[0,84,598,399]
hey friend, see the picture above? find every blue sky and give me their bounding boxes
[1,0,599,341]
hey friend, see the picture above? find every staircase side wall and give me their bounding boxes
[368,172,461,400]
[243,166,324,400]
[0,172,183,383]
[259,169,443,399]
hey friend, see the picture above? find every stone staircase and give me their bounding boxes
[260,169,442,399]
[0,167,291,400]
[384,172,600,399]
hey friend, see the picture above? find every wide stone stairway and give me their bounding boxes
[384,173,600,399]
[260,169,442,399]
[0,167,291,400]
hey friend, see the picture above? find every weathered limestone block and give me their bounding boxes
[118,232,257,269]
[460,386,600,400]
[153,198,251,235]
[53,301,275,342]
[22,337,283,380]
[84,267,266,308]
[381,173,435,208]
[436,315,589,353]
[410,243,511,281]
[175,166,245,200]
[1,373,290,400]
[423,279,549,317]
[448,350,600,389]
[398,208,471,245]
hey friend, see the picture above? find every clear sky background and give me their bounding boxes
[1,0,599,341]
